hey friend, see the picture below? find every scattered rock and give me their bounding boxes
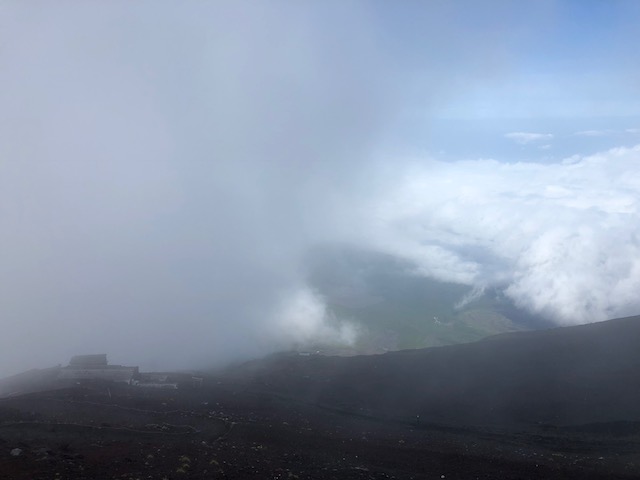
[10,448,22,456]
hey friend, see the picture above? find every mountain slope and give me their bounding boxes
[225,315,640,427]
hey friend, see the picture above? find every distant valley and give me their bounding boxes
[305,245,553,353]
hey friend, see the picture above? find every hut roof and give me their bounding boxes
[69,354,108,367]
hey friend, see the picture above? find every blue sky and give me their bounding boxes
[376,1,640,160]
[437,0,640,119]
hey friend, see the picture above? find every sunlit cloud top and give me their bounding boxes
[365,145,640,325]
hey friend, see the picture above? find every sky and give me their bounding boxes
[1,1,640,376]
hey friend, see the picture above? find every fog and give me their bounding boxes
[1,1,639,377]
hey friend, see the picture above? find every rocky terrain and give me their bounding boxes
[2,315,640,479]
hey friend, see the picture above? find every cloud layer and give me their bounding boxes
[367,145,640,325]
[505,132,554,144]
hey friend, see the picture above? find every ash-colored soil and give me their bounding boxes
[1,381,639,479]
[3,315,640,479]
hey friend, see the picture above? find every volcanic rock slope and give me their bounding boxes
[1,315,640,479]
[226,314,640,427]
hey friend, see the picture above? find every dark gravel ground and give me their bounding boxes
[1,381,640,480]
[4,316,640,479]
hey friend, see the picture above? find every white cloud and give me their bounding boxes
[505,132,554,144]
[454,285,486,310]
[574,129,612,137]
[363,145,640,325]
[275,288,358,347]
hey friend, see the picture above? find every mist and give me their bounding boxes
[1,1,639,377]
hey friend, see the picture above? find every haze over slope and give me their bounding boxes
[1,1,640,376]
[226,315,640,427]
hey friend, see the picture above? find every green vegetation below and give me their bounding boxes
[304,245,550,354]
